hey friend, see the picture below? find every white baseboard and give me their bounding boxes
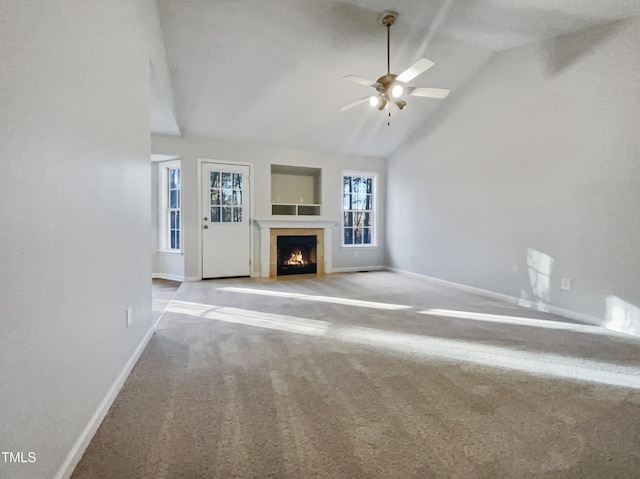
[152,272,184,282]
[182,276,201,282]
[54,325,155,479]
[386,267,604,327]
[331,265,386,273]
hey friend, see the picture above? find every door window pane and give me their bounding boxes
[222,189,232,205]
[221,172,232,189]
[211,207,221,222]
[210,172,220,188]
[222,207,232,222]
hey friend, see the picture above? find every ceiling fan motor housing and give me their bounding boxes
[376,73,398,93]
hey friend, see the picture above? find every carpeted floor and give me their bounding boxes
[72,272,640,478]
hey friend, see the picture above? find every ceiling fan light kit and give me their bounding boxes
[341,10,450,125]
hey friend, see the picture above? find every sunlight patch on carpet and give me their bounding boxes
[217,286,412,310]
[166,300,330,336]
[419,309,630,338]
[162,300,640,390]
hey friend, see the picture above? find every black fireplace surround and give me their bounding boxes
[277,235,317,276]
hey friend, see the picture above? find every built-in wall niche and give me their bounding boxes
[271,164,321,216]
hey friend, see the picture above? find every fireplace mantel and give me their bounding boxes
[254,218,337,229]
[254,218,337,277]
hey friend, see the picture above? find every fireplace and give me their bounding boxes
[261,225,330,278]
[277,235,317,276]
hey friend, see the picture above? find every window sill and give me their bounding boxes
[158,249,183,254]
[340,244,379,249]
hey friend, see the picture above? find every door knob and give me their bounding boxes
[203,216,208,221]
[203,225,209,229]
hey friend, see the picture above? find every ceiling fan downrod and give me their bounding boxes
[387,19,390,74]
[378,11,398,126]
[381,12,397,76]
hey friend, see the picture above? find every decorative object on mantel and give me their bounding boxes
[340,10,450,125]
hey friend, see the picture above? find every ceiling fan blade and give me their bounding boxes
[396,58,435,83]
[342,75,381,88]
[408,87,450,99]
[339,97,371,112]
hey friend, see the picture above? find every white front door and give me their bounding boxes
[201,162,251,278]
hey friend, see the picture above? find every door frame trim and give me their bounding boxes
[197,158,255,279]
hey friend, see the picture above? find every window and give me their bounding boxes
[159,160,181,251]
[342,171,376,246]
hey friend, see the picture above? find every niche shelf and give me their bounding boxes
[271,165,321,216]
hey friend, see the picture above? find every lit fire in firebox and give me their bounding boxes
[284,249,309,265]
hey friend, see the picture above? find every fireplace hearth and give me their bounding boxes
[277,235,317,276]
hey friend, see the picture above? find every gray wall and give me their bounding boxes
[0,2,156,478]
[386,18,640,323]
[151,134,387,279]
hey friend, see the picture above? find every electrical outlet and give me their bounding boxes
[409,253,414,262]
[560,277,572,291]
[354,250,359,258]
[126,306,133,328]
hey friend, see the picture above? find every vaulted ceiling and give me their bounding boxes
[152,0,639,158]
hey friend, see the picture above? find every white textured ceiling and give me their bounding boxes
[153,0,639,157]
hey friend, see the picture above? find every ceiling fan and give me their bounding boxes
[340,11,450,121]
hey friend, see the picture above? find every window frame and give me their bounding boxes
[341,170,378,248]
[159,159,182,253]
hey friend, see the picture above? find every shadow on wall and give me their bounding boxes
[544,18,630,78]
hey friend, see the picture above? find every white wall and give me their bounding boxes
[151,134,387,278]
[0,2,157,478]
[387,19,640,324]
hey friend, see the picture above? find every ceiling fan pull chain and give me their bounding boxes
[388,110,391,127]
